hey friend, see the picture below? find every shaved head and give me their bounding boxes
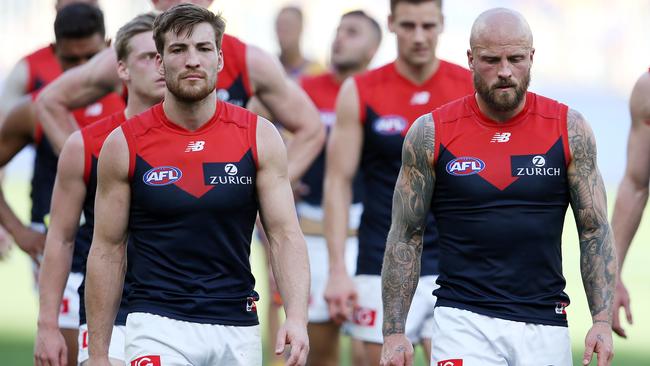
[470,8,532,51]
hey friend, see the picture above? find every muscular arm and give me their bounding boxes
[611,73,650,270]
[35,48,121,154]
[256,117,310,365]
[35,132,86,366]
[567,109,617,324]
[0,98,44,259]
[323,78,363,275]
[85,128,129,360]
[381,113,435,336]
[0,59,29,122]
[247,45,325,183]
[37,132,86,328]
[257,117,310,323]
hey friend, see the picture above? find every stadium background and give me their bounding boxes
[0,0,648,364]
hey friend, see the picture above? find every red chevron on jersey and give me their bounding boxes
[122,102,258,199]
[433,93,571,191]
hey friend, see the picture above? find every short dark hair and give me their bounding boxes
[278,6,303,23]
[115,13,156,61]
[390,0,442,13]
[54,3,105,41]
[153,3,226,55]
[342,10,382,45]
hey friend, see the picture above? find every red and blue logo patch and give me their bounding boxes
[446,157,485,176]
[143,166,182,186]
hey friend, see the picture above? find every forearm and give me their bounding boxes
[0,185,26,237]
[611,178,648,269]
[269,231,309,322]
[580,222,617,324]
[85,241,125,357]
[37,234,74,328]
[323,176,353,273]
[285,122,325,183]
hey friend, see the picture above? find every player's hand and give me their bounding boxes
[14,226,45,261]
[612,278,632,338]
[275,317,309,366]
[582,322,614,366]
[34,325,67,366]
[324,270,357,324]
[380,334,414,366]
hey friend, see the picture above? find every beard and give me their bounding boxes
[474,69,530,112]
[166,70,216,103]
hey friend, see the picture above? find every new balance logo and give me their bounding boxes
[490,132,511,143]
[185,141,205,152]
[410,91,430,105]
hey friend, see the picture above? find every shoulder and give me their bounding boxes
[438,60,471,78]
[403,113,435,165]
[630,71,650,120]
[566,108,597,156]
[354,63,393,87]
[60,131,84,160]
[255,116,286,166]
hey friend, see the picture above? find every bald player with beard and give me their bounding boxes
[35,0,324,185]
[380,8,616,366]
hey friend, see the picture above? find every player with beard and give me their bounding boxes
[85,5,309,366]
[35,0,324,186]
[34,13,164,366]
[297,10,381,366]
[323,1,472,364]
[380,8,616,366]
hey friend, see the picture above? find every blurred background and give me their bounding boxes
[0,0,648,365]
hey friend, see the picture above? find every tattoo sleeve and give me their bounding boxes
[567,109,617,323]
[381,113,435,336]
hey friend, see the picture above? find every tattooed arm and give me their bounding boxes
[380,113,435,366]
[566,109,616,366]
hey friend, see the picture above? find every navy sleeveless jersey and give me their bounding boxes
[216,34,252,107]
[76,112,130,325]
[431,93,572,326]
[122,101,260,325]
[299,71,363,206]
[354,61,473,275]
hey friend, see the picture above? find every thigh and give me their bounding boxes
[307,321,340,366]
[348,275,383,344]
[430,307,508,366]
[125,313,194,366]
[212,325,262,366]
[517,323,572,366]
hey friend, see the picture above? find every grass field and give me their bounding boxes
[1,179,648,365]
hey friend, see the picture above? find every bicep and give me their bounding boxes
[624,79,650,187]
[325,80,363,181]
[93,128,130,246]
[0,59,28,114]
[48,133,87,238]
[255,118,300,231]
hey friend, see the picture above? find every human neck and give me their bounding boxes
[280,46,305,69]
[124,90,161,119]
[333,62,367,83]
[162,90,217,131]
[474,93,527,123]
[394,56,440,85]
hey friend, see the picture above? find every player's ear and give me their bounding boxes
[105,38,112,47]
[530,47,535,63]
[387,14,395,33]
[156,53,164,76]
[117,60,129,81]
[467,49,474,71]
[217,49,224,73]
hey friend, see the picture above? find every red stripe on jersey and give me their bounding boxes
[80,111,126,185]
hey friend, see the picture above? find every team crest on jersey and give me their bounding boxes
[438,359,463,366]
[373,115,407,135]
[555,302,569,315]
[143,166,182,186]
[446,157,485,176]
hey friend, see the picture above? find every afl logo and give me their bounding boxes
[446,157,485,176]
[143,166,182,186]
[373,115,407,135]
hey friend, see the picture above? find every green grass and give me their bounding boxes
[1,179,649,365]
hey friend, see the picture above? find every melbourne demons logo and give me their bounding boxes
[438,359,463,366]
[131,355,161,366]
[373,115,407,135]
[446,157,485,176]
[352,306,377,327]
[143,166,182,186]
